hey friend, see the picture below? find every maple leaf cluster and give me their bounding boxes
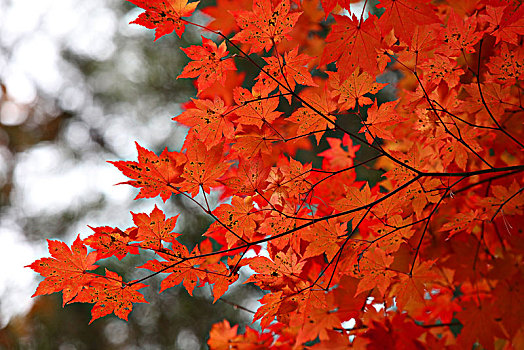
[28,0,524,348]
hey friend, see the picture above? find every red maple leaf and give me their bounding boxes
[206,195,260,247]
[437,9,483,56]
[231,0,302,53]
[302,220,345,261]
[355,247,395,296]
[318,134,361,170]
[233,86,282,128]
[132,204,180,250]
[320,0,352,17]
[178,37,236,92]
[208,320,273,349]
[255,46,317,101]
[419,54,464,88]
[393,261,439,311]
[291,304,342,345]
[203,258,240,303]
[487,43,524,87]
[253,291,287,329]
[376,0,439,44]
[359,100,400,144]
[220,154,271,196]
[73,269,148,323]
[481,4,524,45]
[245,249,306,291]
[127,0,200,40]
[288,85,337,145]
[328,69,387,110]
[109,142,184,202]
[29,1,524,348]
[321,14,384,78]
[207,320,242,349]
[180,137,230,196]
[231,125,276,159]
[201,0,252,35]
[456,301,505,350]
[175,97,236,148]
[26,236,98,305]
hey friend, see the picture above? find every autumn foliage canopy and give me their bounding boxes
[28,0,524,348]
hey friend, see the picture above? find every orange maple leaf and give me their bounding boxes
[334,183,376,228]
[201,0,252,35]
[220,154,271,196]
[437,9,483,56]
[441,210,485,240]
[393,261,439,311]
[232,125,276,159]
[302,220,345,261]
[245,249,306,291]
[320,0,352,18]
[318,134,361,170]
[254,291,286,329]
[207,320,242,349]
[355,247,395,296]
[419,54,464,88]
[208,320,273,349]
[204,259,239,303]
[292,306,342,345]
[207,195,259,247]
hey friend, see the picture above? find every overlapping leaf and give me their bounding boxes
[84,226,139,260]
[139,241,205,295]
[255,46,317,100]
[180,137,229,196]
[73,269,148,323]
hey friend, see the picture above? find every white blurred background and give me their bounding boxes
[0,1,263,348]
[0,0,189,325]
